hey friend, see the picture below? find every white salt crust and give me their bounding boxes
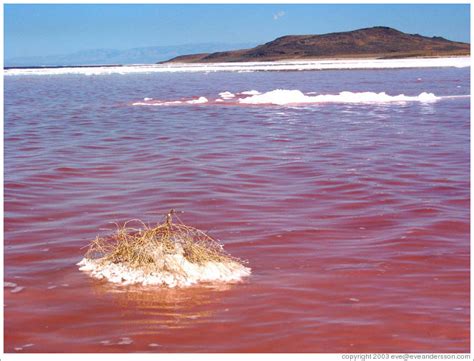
[133,89,469,107]
[5,57,470,76]
[77,254,251,288]
[219,91,236,99]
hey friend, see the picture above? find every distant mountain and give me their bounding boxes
[163,26,470,63]
[5,42,257,67]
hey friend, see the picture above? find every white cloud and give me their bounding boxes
[273,11,286,21]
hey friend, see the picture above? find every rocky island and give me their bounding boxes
[161,26,470,63]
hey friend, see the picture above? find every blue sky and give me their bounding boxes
[5,4,471,58]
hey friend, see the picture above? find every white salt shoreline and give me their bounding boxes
[5,56,470,76]
[77,256,251,288]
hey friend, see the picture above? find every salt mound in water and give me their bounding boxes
[78,210,251,287]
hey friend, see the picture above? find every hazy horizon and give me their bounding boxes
[4,41,259,67]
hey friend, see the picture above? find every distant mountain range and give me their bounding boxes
[5,42,257,67]
[164,26,470,63]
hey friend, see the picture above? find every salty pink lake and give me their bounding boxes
[4,66,470,352]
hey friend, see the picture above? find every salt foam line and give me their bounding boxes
[132,90,469,107]
[237,89,446,105]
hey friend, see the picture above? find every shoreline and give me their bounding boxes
[162,54,470,65]
[4,64,123,70]
[4,56,470,76]
[6,54,470,68]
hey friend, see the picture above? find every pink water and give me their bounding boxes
[4,68,470,352]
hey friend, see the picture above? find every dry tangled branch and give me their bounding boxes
[84,210,241,274]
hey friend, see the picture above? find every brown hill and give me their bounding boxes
[162,26,470,63]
